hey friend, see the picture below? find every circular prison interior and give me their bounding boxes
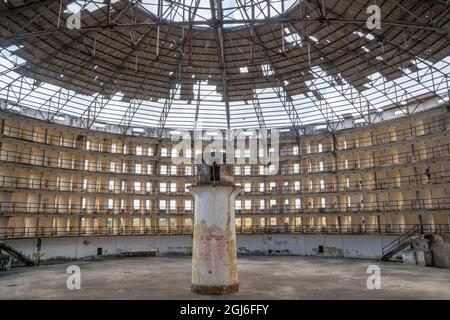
[0,0,449,300]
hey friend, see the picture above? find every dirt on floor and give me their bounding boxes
[0,256,449,300]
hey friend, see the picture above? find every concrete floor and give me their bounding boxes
[0,256,449,299]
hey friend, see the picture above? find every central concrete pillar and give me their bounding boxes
[189,162,240,295]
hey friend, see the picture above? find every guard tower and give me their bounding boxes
[189,156,240,295]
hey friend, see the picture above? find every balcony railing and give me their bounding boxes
[1,141,449,177]
[1,169,447,196]
[0,224,448,240]
[0,149,198,177]
[1,197,449,216]
[236,198,450,214]
[0,175,193,196]
[2,114,447,157]
[336,117,448,150]
[237,143,450,176]
[0,124,159,157]
[0,202,193,216]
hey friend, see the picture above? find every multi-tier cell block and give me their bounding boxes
[0,104,449,240]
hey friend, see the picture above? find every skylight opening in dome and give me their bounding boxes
[1,0,450,133]
[261,64,274,76]
[284,28,302,47]
[353,31,376,42]
[0,47,25,67]
[240,66,249,73]
[66,0,118,13]
[135,0,300,28]
[308,35,319,44]
[2,48,448,130]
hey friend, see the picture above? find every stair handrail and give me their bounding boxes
[382,225,420,256]
[0,241,35,266]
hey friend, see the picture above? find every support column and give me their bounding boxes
[0,217,8,238]
[189,163,240,295]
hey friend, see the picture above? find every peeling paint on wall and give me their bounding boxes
[4,234,404,263]
[312,247,344,257]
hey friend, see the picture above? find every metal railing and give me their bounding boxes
[1,124,158,156]
[0,170,448,197]
[1,142,449,177]
[1,198,450,216]
[236,198,450,214]
[0,202,193,216]
[238,143,450,175]
[2,114,447,157]
[337,117,448,151]
[381,225,421,259]
[0,224,448,240]
[0,149,200,177]
[0,175,192,196]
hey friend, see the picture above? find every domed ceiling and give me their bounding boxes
[0,0,449,133]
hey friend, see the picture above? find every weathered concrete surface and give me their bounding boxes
[402,250,417,266]
[0,256,449,300]
[237,234,401,259]
[4,234,403,263]
[429,234,450,268]
[190,185,239,294]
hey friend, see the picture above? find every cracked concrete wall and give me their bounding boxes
[429,235,450,268]
[4,234,404,262]
[4,236,193,262]
[237,234,400,259]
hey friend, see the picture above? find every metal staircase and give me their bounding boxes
[0,241,35,266]
[381,226,420,261]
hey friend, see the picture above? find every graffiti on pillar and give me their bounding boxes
[198,222,228,268]
[193,220,235,279]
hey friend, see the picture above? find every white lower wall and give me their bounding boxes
[236,234,398,259]
[3,234,401,262]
